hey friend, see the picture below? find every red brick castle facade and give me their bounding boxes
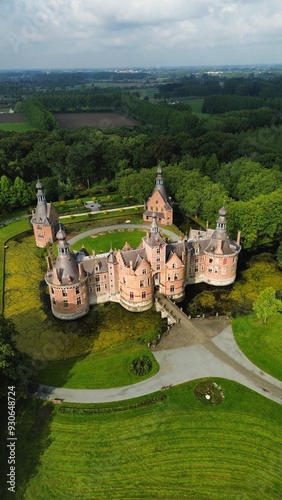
[32,172,241,320]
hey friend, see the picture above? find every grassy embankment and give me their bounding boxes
[7,379,282,499]
[233,314,282,381]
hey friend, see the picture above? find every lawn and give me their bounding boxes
[70,228,148,254]
[6,379,282,499]
[32,342,159,389]
[0,219,31,314]
[233,314,282,381]
[0,122,32,132]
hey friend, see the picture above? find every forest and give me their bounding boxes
[1,72,282,248]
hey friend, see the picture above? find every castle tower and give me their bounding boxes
[188,207,241,286]
[45,226,89,320]
[143,165,173,225]
[31,180,59,247]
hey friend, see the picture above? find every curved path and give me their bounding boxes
[67,223,181,246]
[31,224,282,405]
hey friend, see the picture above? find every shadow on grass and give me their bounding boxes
[0,397,54,500]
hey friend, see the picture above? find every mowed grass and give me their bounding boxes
[0,121,32,132]
[0,219,31,313]
[12,380,282,499]
[233,314,282,381]
[70,228,147,253]
[32,342,158,388]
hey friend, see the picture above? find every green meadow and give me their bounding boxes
[7,380,282,499]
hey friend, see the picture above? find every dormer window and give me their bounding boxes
[142,269,146,275]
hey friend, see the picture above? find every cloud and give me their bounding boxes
[1,0,282,68]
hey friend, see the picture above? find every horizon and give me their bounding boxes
[1,1,282,71]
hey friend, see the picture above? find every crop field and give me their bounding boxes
[0,113,31,131]
[55,112,139,129]
[10,380,282,499]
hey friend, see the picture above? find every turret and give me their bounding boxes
[45,226,89,320]
[31,179,59,247]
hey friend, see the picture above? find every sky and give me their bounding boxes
[1,0,282,70]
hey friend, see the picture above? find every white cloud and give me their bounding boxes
[1,0,282,68]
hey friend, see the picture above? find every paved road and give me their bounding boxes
[33,323,282,405]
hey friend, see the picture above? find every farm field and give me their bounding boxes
[0,112,32,131]
[55,112,139,129]
[10,380,282,499]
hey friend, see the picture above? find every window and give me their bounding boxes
[174,274,178,281]
[95,266,99,272]
[130,292,134,300]
[63,300,68,308]
[156,265,160,271]
[208,267,213,273]
[95,276,100,282]
[214,267,218,274]
[195,258,199,264]
[62,290,67,297]
[104,284,107,290]
[156,257,160,262]
[142,268,146,275]
[156,200,158,204]
[123,277,126,284]
[170,285,175,293]
[172,263,176,269]
[37,225,42,230]
[167,275,171,281]
[140,280,144,288]
[156,247,160,254]
[89,286,93,292]
[195,266,199,273]
[150,206,153,211]
[51,287,54,295]
[201,265,204,271]
[96,284,101,292]
[52,298,56,305]
[215,258,219,264]
[75,286,80,295]
[209,257,213,264]
[221,267,226,275]
[142,291,146,299]
[76,297,81,305]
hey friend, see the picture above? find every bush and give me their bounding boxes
[130,355,153,376]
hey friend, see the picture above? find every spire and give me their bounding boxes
[151,212,159,234]
[56,224,70,256]
[34,179,47,221]
[156,165,164,186]
[216,207,227,232]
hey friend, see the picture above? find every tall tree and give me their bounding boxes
[253,287,282,323]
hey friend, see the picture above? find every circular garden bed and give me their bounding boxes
[194,380,224,406]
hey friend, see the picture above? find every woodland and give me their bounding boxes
[1,73,282,249]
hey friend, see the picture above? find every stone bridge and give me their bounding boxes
[154,292,181,325]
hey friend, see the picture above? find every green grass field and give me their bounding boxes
[32,342,159,388]
[0,122,32,132]
[233,314,282,380]
[0,219,31,314]
[70,228,147,254]
[7,380,282,499]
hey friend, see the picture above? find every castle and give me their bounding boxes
[32,168,241,320]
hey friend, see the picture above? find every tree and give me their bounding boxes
[253,287,282,323]
[0,316,31,400]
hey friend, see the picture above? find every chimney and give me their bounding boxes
[237,230,241,245]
